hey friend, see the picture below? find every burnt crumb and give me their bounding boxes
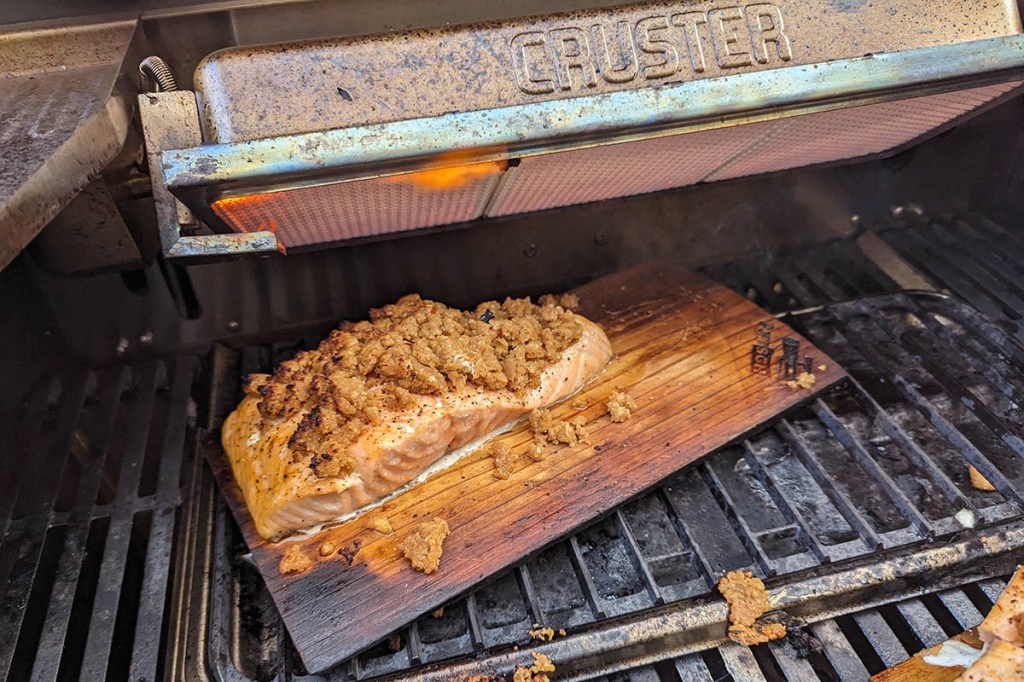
[337,539,362,565]
[247,294,583,478]
[787,627,823,658]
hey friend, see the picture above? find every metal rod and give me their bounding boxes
[775,421,883,551]
[28,367,126,682]
[516,565,547,628]
[698,463,776,577]
[740,440,831,565]
[79,365,160,679]
[568,536,607,620]
[0,369,90,680]
[811,399,933,538]
[613,510,664,607]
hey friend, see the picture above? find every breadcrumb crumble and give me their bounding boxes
[717,569,786,646]
[490,441,519,480]
[279,546,312,575]
[402,518,450,574]
[606,390,638,423]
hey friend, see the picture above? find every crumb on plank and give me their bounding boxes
[717,569,787,646]
[558,629,566,636]
[368,514,393,534]
[817,364,827,372]
[319,541,336,557]
[606,390,638,423]
[402,518,450,574]
[571,398,587,411]
[785,372,816,390]
[490,441,519,480]
[279,546,312,575]
[530,408,590,449]
[969,465,997,492]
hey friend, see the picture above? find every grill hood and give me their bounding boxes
[144,0,1024,258]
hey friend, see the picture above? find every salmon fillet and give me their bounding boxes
[221,295,612,540]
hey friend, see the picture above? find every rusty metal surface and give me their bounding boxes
[0,20,138,271]
[194,0,1021,144]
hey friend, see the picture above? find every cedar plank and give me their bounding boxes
[204,260,847,672]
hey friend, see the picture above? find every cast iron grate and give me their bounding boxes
[186,217,1024,681]
[0,359,197,682]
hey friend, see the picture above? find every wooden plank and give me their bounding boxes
[203,260,847,673]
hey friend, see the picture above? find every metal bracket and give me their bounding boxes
[138,91,278,259]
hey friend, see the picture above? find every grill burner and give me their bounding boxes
[4,219,1024,680]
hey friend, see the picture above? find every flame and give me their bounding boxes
[387,149,508,190]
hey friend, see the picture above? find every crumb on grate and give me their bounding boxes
[529,627,555,642]
[969,465,997,492]
[718,569,787,646]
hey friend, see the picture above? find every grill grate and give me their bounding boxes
[186,218,1024,681]
[0,360,197,682]
[5,217,1024,681]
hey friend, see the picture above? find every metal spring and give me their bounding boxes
[139,56,178,92]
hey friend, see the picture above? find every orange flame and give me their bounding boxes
[387,149,508,190]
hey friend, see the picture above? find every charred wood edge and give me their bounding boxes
[379,520,1024,681]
